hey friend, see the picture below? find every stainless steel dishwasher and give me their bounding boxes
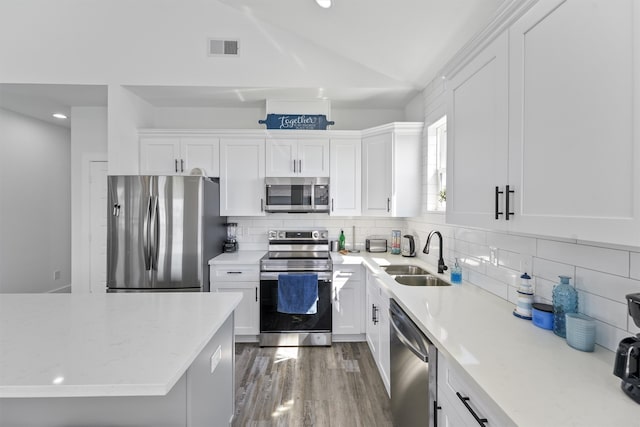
[389,298,437,427]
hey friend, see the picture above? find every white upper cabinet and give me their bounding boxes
[446,32,509,230]
[507,0,639,246]
[329,137,361,216]
[265,137,330,177]
[219,137,266,216]
[139,134,220,177]
[362,123,422,217]
[445,0,639,246]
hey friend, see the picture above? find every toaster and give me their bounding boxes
[366,239,387,253]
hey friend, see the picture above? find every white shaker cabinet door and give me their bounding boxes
[332,266,364,335]
[329,138,362,216]
[362,133,393,217]
[220,137,266,216]
[265,139,297,176]
[214,285,259,336]
[140,137,181,175]
[445,32,509,230]
[181,136,220,177]
[508,0,639,246]
[297,138,330,177]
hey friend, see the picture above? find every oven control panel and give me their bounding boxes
[268,229,328,241]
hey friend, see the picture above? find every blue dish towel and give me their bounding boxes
[277,273,318,315]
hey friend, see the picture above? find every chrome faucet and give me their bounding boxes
[423,231,448,274]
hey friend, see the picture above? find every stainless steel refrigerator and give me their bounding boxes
[107,176,227,292]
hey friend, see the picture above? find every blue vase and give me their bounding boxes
[552,275,578,338]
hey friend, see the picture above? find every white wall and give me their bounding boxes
[152,106,405,130]
[70,107,108,293]
[0,108,71,293]
[108,86,154,174]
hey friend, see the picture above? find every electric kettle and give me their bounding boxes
[401,235,416,257]
[613,293,640,404]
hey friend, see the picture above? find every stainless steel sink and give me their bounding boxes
[393,275,451,287]
[380,265,430,275]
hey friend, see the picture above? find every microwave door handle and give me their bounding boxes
[311,183,315,210]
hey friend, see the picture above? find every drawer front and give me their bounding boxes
[211,265,259,283]
[333,265,364,282]
[438,356,512,427]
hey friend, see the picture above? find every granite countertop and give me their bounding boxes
[332,252,638,427]
[0,292,242,398]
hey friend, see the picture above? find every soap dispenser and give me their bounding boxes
[450,258,462,284]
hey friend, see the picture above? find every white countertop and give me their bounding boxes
[332,252,639,427]
[209,250,265,265]
[0,292,242,398]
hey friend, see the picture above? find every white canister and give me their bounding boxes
[514,272,534,320]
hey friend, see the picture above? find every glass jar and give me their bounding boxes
[552,275,578,338]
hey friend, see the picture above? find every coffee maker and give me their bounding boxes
[614,293,640,404]
[223,222,239,253]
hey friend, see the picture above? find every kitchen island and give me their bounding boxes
[0,292,242,426]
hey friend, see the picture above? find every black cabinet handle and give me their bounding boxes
[456,392,488,426]
[255,287,258,302]
[175,159,178,173]
[387,197,391,213]
[433,401,441,427]
[505,185,515,220]
[180,159,184,173]
[372,304,379,324]
[494,186,503,219]
[331,198,334,212]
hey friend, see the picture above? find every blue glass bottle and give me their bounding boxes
[552,275,578,338]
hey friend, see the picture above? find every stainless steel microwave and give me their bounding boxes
[264,177,330,213]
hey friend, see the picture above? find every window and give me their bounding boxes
[426,116,447,211]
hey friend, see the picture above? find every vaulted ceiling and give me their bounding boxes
[0,0,505,126]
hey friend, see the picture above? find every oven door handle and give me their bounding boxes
[260,272,333,281]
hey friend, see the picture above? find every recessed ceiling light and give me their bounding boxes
[316,0,332,8]
[52,113,67,119]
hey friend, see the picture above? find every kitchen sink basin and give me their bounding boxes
[393,275,451,287]
[380,265,430,275]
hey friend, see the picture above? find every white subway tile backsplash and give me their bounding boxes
[537,239,628,275]
[485,263,519,287]
[498,250,532,273]
[532,258,575,283]
[486,232,537,256]
[630,252,640,280]
[575,268,640,304]
[454,228,486,245]
[533,277,554,303]
[467,270,509,300]
[577,290,628,330]
[593,319,629,352]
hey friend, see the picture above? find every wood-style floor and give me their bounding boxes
[233,342,393,427]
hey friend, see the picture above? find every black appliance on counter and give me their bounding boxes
[259,229,332,347]
[614,293,640,404]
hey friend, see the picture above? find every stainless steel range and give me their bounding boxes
[259,229,332,347]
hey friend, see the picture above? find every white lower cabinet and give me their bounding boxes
[365,270,391,396]
[437,354,513,427]
[332,265,364,336]
[210,265,259,336]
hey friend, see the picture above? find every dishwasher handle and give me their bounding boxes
[390,309,429,362]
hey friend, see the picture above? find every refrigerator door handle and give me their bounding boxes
[142,195,152,271]
[149,195,159,271]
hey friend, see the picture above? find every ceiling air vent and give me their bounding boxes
[208,39,239,56]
